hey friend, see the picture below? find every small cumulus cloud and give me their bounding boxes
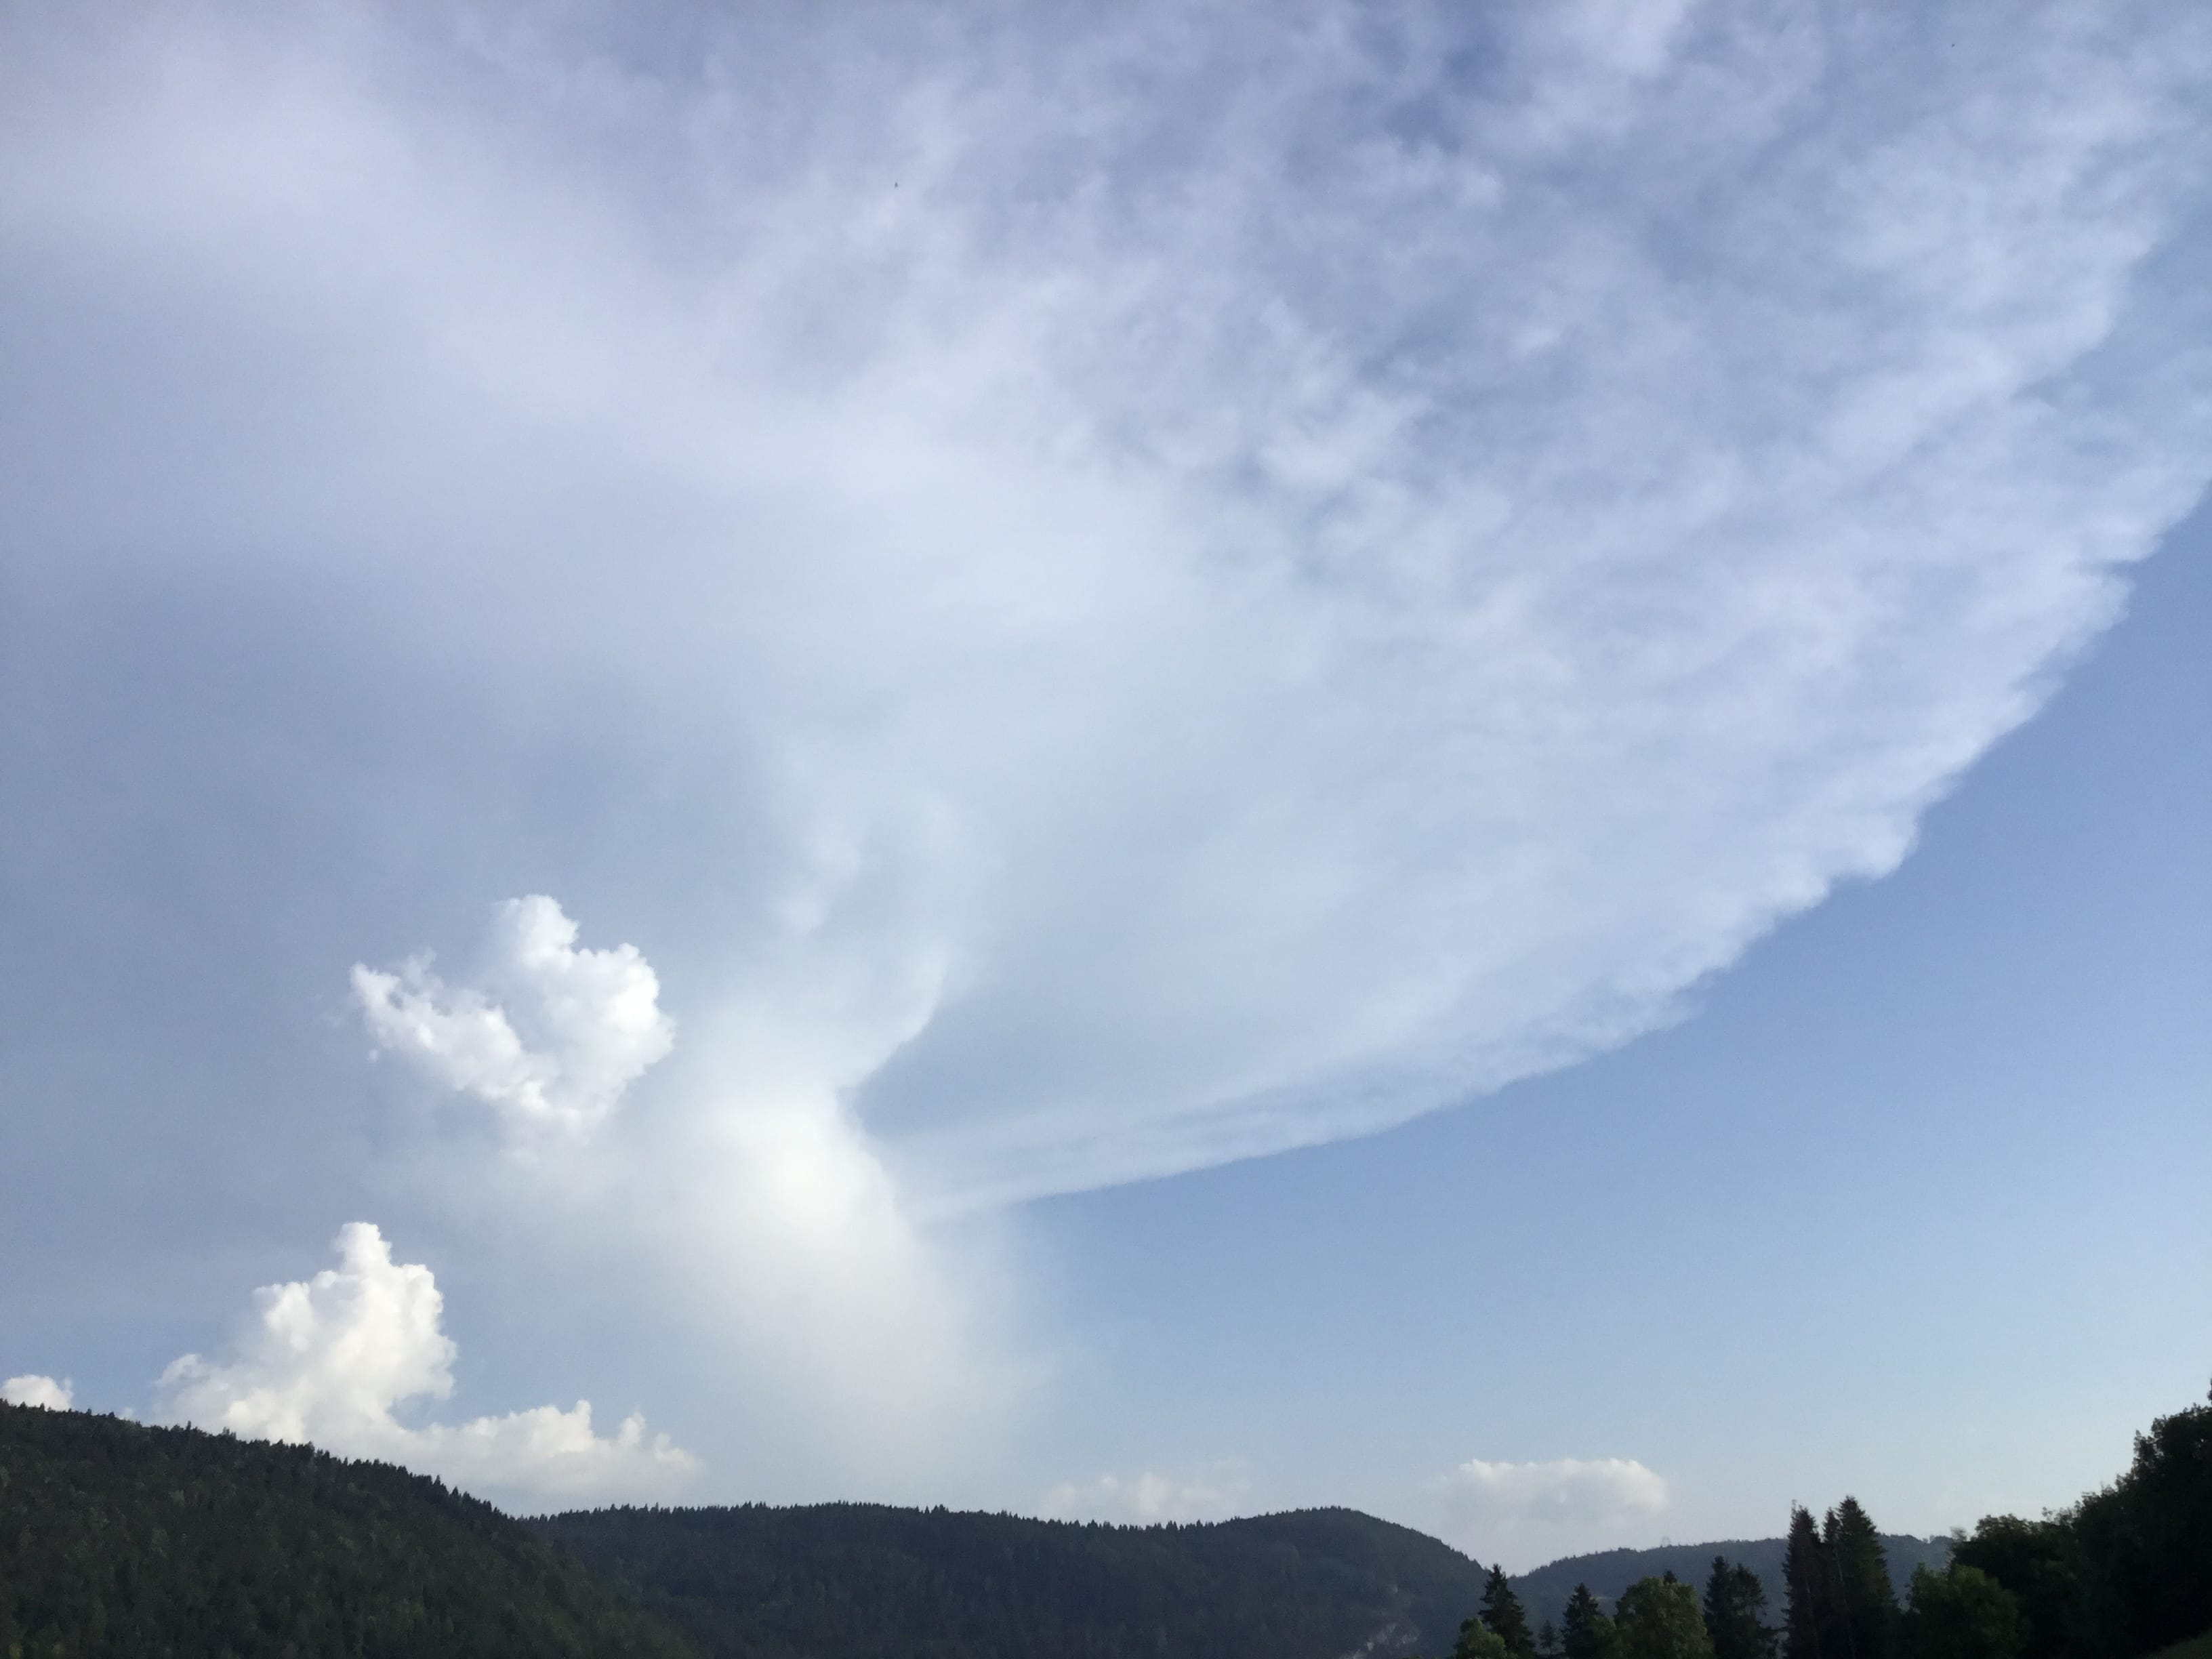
[1041,1462,1253,1525]
[353,896,673,1139]
[2,1374,73,1410]
[1439,1456,1668,1561]
[157,1222,697,1507]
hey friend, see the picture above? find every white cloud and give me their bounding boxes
[1438,1456,1671,1564]
[2,1,2209,1497]
[353,896,673,1138]
[3,6,2205,1222]
[2,1374,73,1410]
[157,1222,697,1507]
[1446,1456,1670,1528]
[1041,1462,1254,1525]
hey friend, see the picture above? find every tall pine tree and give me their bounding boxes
[1563,1583,1622,1659]
[1482,1564,1538,1659]
[1823,1499,1896,1659]
[1783,1505,1831,1659]
[1704,1554,1775,1659]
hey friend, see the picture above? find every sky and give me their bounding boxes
[1,0,2207,1574]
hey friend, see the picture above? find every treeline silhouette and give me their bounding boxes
[1,1378,2203,1658]
[0,1403,693,1658]
[1509,1533,1954,1633]
[1443,1381,2212,1659]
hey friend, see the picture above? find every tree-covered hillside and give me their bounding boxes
[0,1402,695,1659]
[529,1502,1492,1659]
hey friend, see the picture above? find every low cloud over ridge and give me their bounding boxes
[2,1376,73,1411]
[157,1223,697,1507]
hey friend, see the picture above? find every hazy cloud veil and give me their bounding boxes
[1,0,2207,1513]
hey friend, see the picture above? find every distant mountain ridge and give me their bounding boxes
[1511,1532,1954,1631]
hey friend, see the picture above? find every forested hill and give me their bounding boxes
[0,1402,696,1658]
[529,1501,1492,1659]
[1509,1532,1952,1629]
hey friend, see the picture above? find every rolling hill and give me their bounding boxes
[529,1502,1494,1659]
[0,1401,696,1658]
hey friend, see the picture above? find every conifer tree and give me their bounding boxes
[1827,1498,1896,1659]
[1563,1584,1622,1659]
[1783,1505,1830,1659]
[1481,1564,1538,1659]
[1704,1554,1775,1659]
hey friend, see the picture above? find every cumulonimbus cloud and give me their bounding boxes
[3,6,2207,1223]
[352,897,673,1138]
[156,1223,697,1506]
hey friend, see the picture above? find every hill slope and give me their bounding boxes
[531,1502,1491,1659]
[1511,1533,1954,1631]
[0,1402,696,1658]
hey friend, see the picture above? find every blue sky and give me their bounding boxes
[1,0,2206,1570]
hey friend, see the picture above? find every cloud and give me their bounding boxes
[156,1222,697,1507]
[354,897,1017,1483]
[2,1374,73,1410]
[1438,1456,1671,1563]
[3,5,2205,1225]
[2,1,2209,1500]
[353,896,673,1138]
[1041,1462,1254,1525]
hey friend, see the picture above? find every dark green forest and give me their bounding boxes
[0,1404,691,1658]
[1,1379,2205,1658]
[528,1502,1488,1659]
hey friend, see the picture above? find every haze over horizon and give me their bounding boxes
[3,0,2207,1574]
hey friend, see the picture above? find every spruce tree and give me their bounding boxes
[1783,1504,1830,1659]
[1704,1554,1775,1659]
[1827,1498,1896,1659]
[1482,1564,1538,1659]
[1563,1584,1622,1659]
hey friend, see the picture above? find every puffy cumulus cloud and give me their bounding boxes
[156,1223,697,1507]
[1041,1462,1254,1525]
[1439,1456,1669,1564]
[353,897,673,1138]
[359,897,1014,1481]
[2,1374,73,1410]
[2,2,2209,1282]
